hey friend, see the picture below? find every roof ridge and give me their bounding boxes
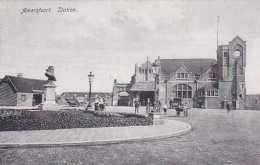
[159,58,216,60]
[7,75,46,81]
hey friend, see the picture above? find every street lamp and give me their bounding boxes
[88,72,94,107]
[152,60,160,112]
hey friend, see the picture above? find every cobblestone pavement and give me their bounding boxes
[0,109,260,165]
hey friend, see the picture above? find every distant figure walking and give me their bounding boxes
[183,103,189,117]
[170,99,173,109]
[227,103,231,113]
[146,99,151,113]
[134,99,140,114]
[163,103,167,115]
[158,100,162,112]
[95,98,99,111]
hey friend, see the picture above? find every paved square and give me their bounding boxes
[0,109,260,165]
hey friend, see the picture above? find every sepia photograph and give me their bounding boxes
[0,0,259,164]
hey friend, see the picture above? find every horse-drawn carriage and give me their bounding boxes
[171,98,189,117]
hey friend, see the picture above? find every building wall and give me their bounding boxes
[159,64,220,109]
[0,83,17,106]
[246,95,260,110]
[17,92,33,106]
[205,97,220,109]
[112,83,131,106]
[135,62,154,82]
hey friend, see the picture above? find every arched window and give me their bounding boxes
[173,84,192,99]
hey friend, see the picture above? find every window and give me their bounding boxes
[176,73,188,79]
[199,90,205,97]
[224,52,228,57]
[212,73,216,78]
[224,52,229,65]
[206,91,219,97]
[139,69,142,74]
[173,84,192,99]
[21,94,26,101]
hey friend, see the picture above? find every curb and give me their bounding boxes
[0,120,192,148]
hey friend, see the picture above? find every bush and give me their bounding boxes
[0,109,152,131]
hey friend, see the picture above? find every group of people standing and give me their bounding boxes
[134,98,168,115]
[94,97,105,111]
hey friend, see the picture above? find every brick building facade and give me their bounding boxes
[114,36,247,109]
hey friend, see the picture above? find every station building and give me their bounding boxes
[113,36,247,109]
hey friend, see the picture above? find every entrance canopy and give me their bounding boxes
[130,82,155,91]
[118,91,129,97]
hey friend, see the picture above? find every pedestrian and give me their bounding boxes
[170,99,173,109]
[183,102,189,117]
[158,100,162,112]
[95,98,99,111]
[134,99,139,114]
[99,98,104,111]
[227,103,230,113]
[163,103,167,115]
[146,99,151,113]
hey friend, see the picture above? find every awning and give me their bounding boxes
[130,82,155,92]
[118,92,129,97]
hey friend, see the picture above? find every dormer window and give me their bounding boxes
[177,73,188,79]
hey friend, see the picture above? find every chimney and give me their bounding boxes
[17,73,23,78]
[114,79,117,84]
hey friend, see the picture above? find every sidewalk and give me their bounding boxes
[0,119,191,148]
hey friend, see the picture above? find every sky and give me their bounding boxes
[0,0,260,94]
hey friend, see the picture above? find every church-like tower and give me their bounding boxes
[217,36,246,109]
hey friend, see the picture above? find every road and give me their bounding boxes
[0,108,259,165]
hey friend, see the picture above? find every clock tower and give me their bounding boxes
[217,36,246,109]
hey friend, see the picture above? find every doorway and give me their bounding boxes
[140,91,154,106]
[33,94,42,106]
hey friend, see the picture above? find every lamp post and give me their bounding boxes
[88,72,94,107]
[152,60,160,112]
[148,60,162,125]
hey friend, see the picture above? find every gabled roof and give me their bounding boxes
[140,61,153,69]
[159,58,217,75]
[130,82,155,91]
[3,75,47,93]
[230,36,246,43]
